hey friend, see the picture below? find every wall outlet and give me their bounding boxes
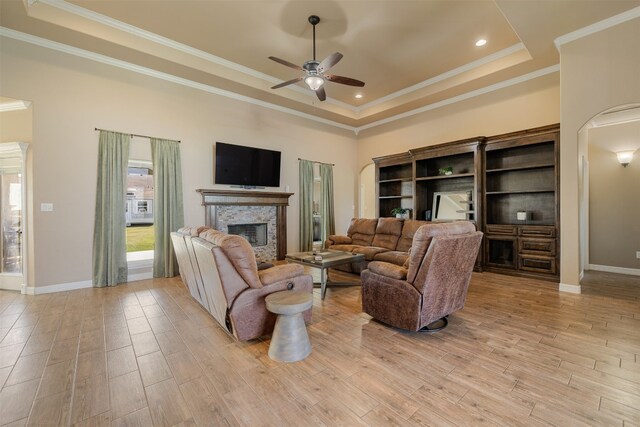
[41,203,54,212]
[637,251,640,259]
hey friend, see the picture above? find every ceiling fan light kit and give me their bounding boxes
[304,75,324,91]
[269,15,365,101]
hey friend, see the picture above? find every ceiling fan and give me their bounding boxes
[269,15,365,101]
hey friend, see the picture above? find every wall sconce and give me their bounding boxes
[616,150,635,167]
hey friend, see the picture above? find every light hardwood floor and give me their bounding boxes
[0,269,639,426]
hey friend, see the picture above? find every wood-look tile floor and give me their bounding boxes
[0,270,639,426]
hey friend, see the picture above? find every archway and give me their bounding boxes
[579,104,640,282]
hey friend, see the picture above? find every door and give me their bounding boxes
[0,142,28,291]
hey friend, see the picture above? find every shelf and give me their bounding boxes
[378,195,413,199]
[486,163,555,173]
[379,177,413,184]
[486,190,555,195]
[415,173,474,181]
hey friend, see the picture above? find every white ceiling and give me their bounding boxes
[1,0,639,131]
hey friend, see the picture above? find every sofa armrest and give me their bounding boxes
[327,235,352,245]
[258,264,305,286]
[367,261,408,280]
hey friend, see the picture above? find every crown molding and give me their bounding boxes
[0,99,32,112]
[28,0,536,117]
[1,27,558,135]
[554,5,640,50]
[0,27,357,133]
[355,64,560,133]
[356,43,528,113]
[28,0,357,112]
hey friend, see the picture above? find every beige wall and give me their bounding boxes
[356,73,560,169]
[588,143,639,269]
[0,38,358,287]
[0,107,32,142]
[560,18,640,287]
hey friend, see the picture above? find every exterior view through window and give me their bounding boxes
[126,160,154,253]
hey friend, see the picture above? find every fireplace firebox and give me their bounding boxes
[228,223,268,247]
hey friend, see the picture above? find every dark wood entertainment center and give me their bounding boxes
[373,124,560,281]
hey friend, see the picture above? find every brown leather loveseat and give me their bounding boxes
[171,227,313,341]
[325,218,430,273]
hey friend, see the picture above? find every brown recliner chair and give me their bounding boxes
[361,222,482,332]
[192,229,313,341]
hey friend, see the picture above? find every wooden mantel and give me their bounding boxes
[196,189,294,260]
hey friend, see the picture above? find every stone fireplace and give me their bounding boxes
[197,189,293,260]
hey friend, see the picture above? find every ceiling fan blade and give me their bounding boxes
[317,52,343,73]
[268,56,303,71]
[325,74,365,87]
[271,77,303,89]
[315,86,326,101]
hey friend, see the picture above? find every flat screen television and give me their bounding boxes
[215,142,281,187]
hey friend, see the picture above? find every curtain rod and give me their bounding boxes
[95,128,181,143]
[298,158,335,166]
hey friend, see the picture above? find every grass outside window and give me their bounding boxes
[126,224,154,252]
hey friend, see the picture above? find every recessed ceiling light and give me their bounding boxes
[475,39,487,47]
[355,94,363,99]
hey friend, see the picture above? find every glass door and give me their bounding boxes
[0,142,28,291]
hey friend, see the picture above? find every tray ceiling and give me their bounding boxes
[1,0,638,132]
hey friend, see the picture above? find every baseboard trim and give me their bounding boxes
[128,272,154,281]
[559,282,582,294]
[587,264,640,277]
[22,280,93,295]
[1,283,22,292]
[19,268,154,295]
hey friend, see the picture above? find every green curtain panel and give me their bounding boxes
[320,163,336,243]
[92,131,130,287]
[151,138,184,278]
[299,159,314,252]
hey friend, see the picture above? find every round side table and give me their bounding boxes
[265,291,313,362]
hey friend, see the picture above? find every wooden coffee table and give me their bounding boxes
[285,250,365,300]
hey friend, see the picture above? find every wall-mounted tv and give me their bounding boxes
[215,142,281,187]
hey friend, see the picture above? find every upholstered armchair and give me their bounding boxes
[361,222,482,332]
[191,229,313,341]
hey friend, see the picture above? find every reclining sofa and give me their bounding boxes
[171,227,313,341]
[325,218,431,273]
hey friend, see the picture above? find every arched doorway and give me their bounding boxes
[579,103,640,282]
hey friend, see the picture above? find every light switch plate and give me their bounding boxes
[636,251,640,259]
[41,203,54,212]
